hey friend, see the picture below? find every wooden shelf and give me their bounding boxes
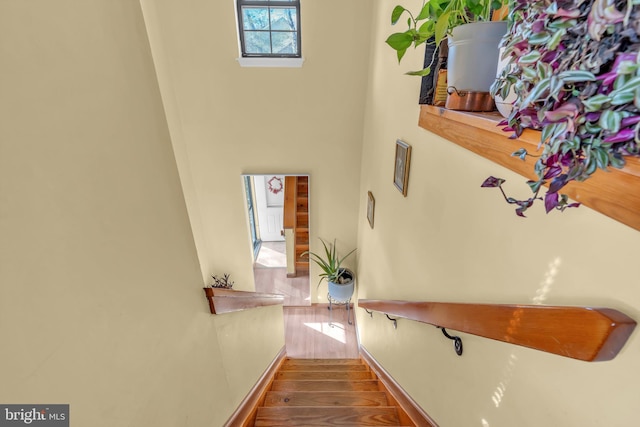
[419,105,640,231]
[359,299,636,362]
[203,288,284,314]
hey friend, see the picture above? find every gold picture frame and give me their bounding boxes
[367,191,375,228]
[393,139,412,196]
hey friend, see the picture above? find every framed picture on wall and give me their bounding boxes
[367,191,375,228]
[393,139,412,196]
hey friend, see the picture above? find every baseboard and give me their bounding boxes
[360,345,439,427]
[223,346,287,427]
[312,302,355,309]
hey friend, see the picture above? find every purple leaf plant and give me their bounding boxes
[486,0,640,217]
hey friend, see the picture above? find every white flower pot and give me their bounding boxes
[495,47,518,118]
[328,269,354,302]
[447,21,508,92]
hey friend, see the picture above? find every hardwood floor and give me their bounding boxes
[254,242,358,358]
[253,241,311,307]
[283,305,359,359]
[253,267,311,306]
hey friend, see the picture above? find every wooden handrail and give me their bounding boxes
[359,299,636,362]
[203,288,284,314]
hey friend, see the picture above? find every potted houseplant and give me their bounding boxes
[209,273,234,289]
[386,0,508,101]
[302,239,356,302]
[203,273,235,314]
[484,0,640,216]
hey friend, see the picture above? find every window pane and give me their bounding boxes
[238,0,300,57]
[271,31,297,54]
[244,31,271,54]
[270,7,297,31]
[242,8,269,30]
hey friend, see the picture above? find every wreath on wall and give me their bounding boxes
[267,176,284,194]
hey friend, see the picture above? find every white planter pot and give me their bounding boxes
[328,269,354,302]
[495,47,518,118]
[447,21,508,92]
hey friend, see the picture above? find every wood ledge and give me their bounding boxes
[203,288,285,314]
[419,105,640,231]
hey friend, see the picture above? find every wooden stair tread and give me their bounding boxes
[264,391,388,407]
[283,175,310,278]
[283,358,363,365]
[254,406,401,426]
[276,370,375,381]
[279,363,368,371]
[244,355,424,427]
[270,380,381,392]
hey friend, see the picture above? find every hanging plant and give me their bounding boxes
[484,0,640,217]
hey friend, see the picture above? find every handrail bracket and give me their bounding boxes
[385,314,398,329]
[439,327,463,356]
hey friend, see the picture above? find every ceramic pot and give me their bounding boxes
[328,269,354,302]
[494,47,518,118]
[447,21,508,92]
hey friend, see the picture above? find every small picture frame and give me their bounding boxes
[393,140,412,196]
[367,191,375,228]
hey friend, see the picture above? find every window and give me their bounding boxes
[236,0,301,60]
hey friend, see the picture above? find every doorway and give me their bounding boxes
[243,174,310,306]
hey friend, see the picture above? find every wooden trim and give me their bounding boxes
[359,299,636,362]
[419,105,640,231]
[283,176,297,230]
[223,346,287,427]
[203,288,285,314]
[284,176,298,277]
[360,346,439,427]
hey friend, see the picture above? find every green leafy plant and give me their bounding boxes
[386,0,507,76]
[485,0,640,217]
[210,273,234,289]
[302,239,356,288]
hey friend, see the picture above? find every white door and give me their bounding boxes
[254,175,285,242]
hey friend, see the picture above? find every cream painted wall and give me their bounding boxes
[356,2,640,426]
[0,1,283,425]
[140,0,370,301]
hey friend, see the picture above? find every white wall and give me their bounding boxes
[0,1,283,425]
[140,0,371,300]
[356,1,640,426]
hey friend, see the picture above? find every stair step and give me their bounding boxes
[279,363,368,371]
[296,215,308,228]
[296,197,308,211]
[276,370,375,381]
[283,358,363,365]
[294,244,309,254]
[254,406,401,426]
[271,380,380,392]
[264,391,388,407]
[295,232,309,245]
[294,263,309,275]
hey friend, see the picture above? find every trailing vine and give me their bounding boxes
[484,0,640,216]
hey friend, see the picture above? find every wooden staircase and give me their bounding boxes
[253,357,417,426]
[294,176,309,275]
[283,176,309,277]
